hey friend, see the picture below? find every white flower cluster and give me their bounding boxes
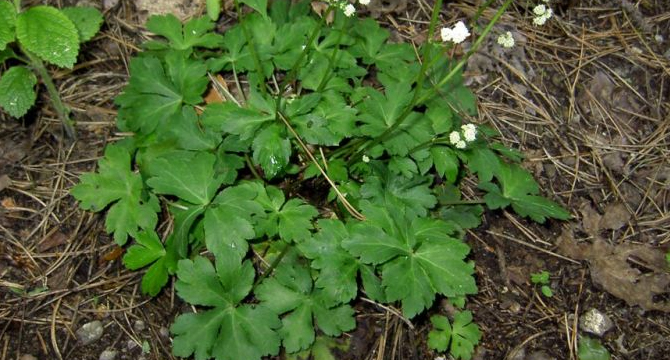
[328,0,370,17]
[449,124,477,149]
[532,3,553,26]
[497,31,515,48]
[440,21,470,44]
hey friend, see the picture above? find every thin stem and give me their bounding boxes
[233,0,267,96]
[13,0,20,12]
[254,241,291,286]
[25,50,75,139]
[244,153,264,182]
[316,20,347,93]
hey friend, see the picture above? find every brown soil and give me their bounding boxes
[1,0,669,359]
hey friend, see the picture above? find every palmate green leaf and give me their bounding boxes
[0,1,16,51]
[478,162,571,223]
[115,52,208,134]
[256,258,355,353]
[299,219,377,306]
[464,146,500,183]
[201,101,275,140]
[71,144,158,245]
[165,106,221,151]
[122,230,178,296]
[252,124,291,179]
[343,202,476,318]
[428,312,481,360]
[358,80,413,137]
[204,183,264,262]
[61,6,103,42]
[145,14,223,51]
[172,254,281,360]
[255,185,319,242]
[431,146,460,183]
[349,17,389,63]
[16,6,79,68]
[360,163,436,218]
[0,66,37,118]
[146,151,224,205]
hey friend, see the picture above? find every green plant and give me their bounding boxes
[0,1,103,137]
[71,0,569,358]
[578,337,611,360]
[428,312,481,360]
[531,270,553,297]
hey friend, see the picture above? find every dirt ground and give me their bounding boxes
[1,0,669,359]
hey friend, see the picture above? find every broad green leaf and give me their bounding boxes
[578,337,610,360]
[358,81,413,137]
[426,101,454,134]
[240,0,268,17]
[287,336,349,360]
[172,254,281,360]
[343,202,475,318]
[0,66,37,118]
[146,14,223,51]
[252,124,291,179]
[382,112,434,156]
[479,163,571,223]
[349,18,389,63]
[427,315,452,352]
[16,6,79,68]
[360,163,436,218]
[115,54,208,134]
[299,219,362,306]
[0,1,16,50]
[61,6,103,42]
[71,144,158,245]
[123,230,165,270]
[165,107,220,151]
[256,259,355,353]
[146,151,223,205]
[206,0,221,21]
[388,157,418,177]
[255,186,319,242]
[465,146,500,183]
[204,184,264,262]
[450,311,481,360]
[431,146,459,183]
[202,102,275,140]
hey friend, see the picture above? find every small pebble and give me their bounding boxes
[159,326,170,338]
[127,339,138,350]
[133,320,146,332]
[77,320,104,346]
[579,308,614,337]
[99,349,117,360]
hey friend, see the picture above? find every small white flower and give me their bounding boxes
[359,0,370,5]
[440,21,470,44]
[362,155,370,163]
[455,140,467,149]
[532,4,553,26]
[461,124,477,142]
[343,3,356,17]
[497,31,515,48]
[449,131,461,145]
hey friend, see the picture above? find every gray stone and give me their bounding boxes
[99,349,117,360]
[133,320,146,332]
[579,308,614,337]
[77,320,104,346]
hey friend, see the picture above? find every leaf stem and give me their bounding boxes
[316,17,348,93]
[244,153,264,182]
[25,49,75,139]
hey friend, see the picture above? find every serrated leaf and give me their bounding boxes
[115,53,208,134]
[450,311,481,360]
[146,14,223,51]
[204,184,264,262]
[146,151,223,205]
[427,315,452,352]
[0,66,37,118]
[165,106,221,151]
[358,81,413,137]
[360,163,436,218]
[123,230,165,270]
[256,259,355,353]
[172,256,281,360]
[16,6,79,68]
[71,144,158,245]
[343,202,476,318]
[255,186,318,242]
[202,101,275,140]
[479,163,571,223]
[299,219,361,306]
[431,146,459,183]
[61,6,103,42]
[0,1,16,51]
[252,124,291,179]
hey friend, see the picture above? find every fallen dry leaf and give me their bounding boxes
[558,229,670,312]
[599,202,631,230]
[1,197,16,209]
[37,231,69,252]
[579,202,602,237]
